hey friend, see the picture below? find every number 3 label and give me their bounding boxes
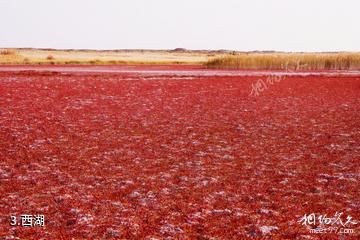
[10,216,17,226]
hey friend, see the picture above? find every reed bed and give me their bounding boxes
[206,53,360,70]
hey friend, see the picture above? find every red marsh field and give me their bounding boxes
[0,65,359,239]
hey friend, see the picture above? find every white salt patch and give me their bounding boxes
[129,191,141,198]
[106,228,120,238]
[259,226,278,234]
[211,209,232,214]
[160,224,183,235]
[78,214,94,224]
[258,209,271,214]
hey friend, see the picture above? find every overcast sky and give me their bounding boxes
[0,0,359,52]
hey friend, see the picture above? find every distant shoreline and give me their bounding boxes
[1,48,360,68]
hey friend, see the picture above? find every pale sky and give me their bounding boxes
[0,0,359,52]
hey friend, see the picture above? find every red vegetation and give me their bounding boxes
[0,65,359,239]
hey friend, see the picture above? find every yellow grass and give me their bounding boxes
[0,48,213,65]
[206,53,360,70]
[3,49,360,69]
[0,49,16,55]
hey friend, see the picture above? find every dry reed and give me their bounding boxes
[206,53,360,70]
